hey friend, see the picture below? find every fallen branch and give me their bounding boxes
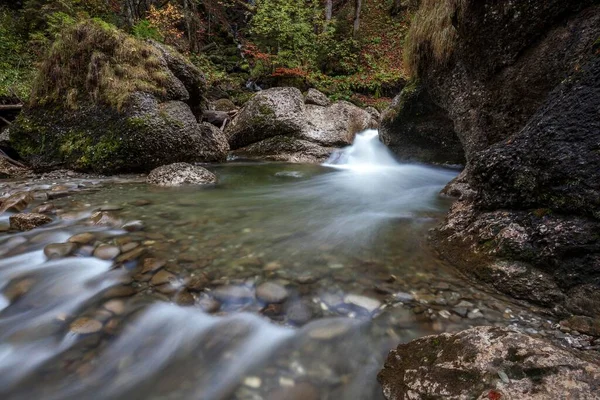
[0,116,11,125]
[0,104,23,111]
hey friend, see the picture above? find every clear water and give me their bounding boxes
[0,131,552,399]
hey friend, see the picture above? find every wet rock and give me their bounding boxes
[185,274,209,291]
[308,319,353,340]
[93,245,121,260]
[378,326,600,400]
[32,203,56,215]
[120,241,139,252]
[3,278,35,302]
[150,270,178,286]
[9,213,52,231]
[89,211,121,226]
[198,297,221,313]
[103,300,125,315]
[212,285,254,304]
[103,285,136,299]
[256,282,289,304]
[147,163,217,187]
[131,199,153,207]
[305,88,331,107]
[391,292,414,303]
[174,289,195,306]
[560,316,600,337]
[44,243,77,259]
[70,317,103,334]
[140,258,166,274]
[286,302,313,325]
[267,382,320,400]
[226,87,376,163]
[344,294,381,314]
[115,247,145,263]
[98,204,123,212]
[0,192,33,213]
[68,232,96,245]
[122,220,144,232]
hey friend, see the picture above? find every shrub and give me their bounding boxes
[132,19,163,41]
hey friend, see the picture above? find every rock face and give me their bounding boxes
[225,87,378,163]
[8,20,228,174]
[391,0,600,317]
[380,80,464,165]
[147,163,217,187]
[378,326,600,400]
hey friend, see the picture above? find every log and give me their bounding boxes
[0,104,23,111]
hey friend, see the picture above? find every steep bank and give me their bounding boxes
[381,0,600,317]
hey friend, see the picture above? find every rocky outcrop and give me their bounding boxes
[380,80,464,165]
[146,162,217,187]
[389,1,600,316]
[8,20,228,174]
[378,326,600,400]
[433,54,600,317]
[225,87,378,163]
[384,1,600,163]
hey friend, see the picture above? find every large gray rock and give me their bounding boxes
[225,87,378,163]
[147,163,217,187]
[304,88,331,106]
[9,20,228,174]
[378,326,600,400]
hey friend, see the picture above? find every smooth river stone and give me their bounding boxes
[212,285,254,304]
[70,317,103,334]
[93,245,121,260]
[343,294,381,314]
[150,270,178,286]
[308,321,352,340]
[44,243,77,259]
[68,232,96,245]
[267,382,320,400]
[0,192,33,213]
[122,220,144,232]
[256,282,289,304]
[32,203,56,215]
[140,258,166,274]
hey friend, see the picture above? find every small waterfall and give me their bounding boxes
[324,129,399,169]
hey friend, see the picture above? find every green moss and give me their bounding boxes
[257,102,275,116]
[30,19,169,111]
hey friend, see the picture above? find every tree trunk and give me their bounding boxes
[325,0,332,22]
[353,0,362,38]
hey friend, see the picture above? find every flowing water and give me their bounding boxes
[0,131,556,399]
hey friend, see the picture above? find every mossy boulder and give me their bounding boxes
[9,20,228,174]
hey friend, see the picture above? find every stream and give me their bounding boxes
[0,131,561,399]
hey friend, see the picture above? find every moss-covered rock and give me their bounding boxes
[9,20,227,174]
